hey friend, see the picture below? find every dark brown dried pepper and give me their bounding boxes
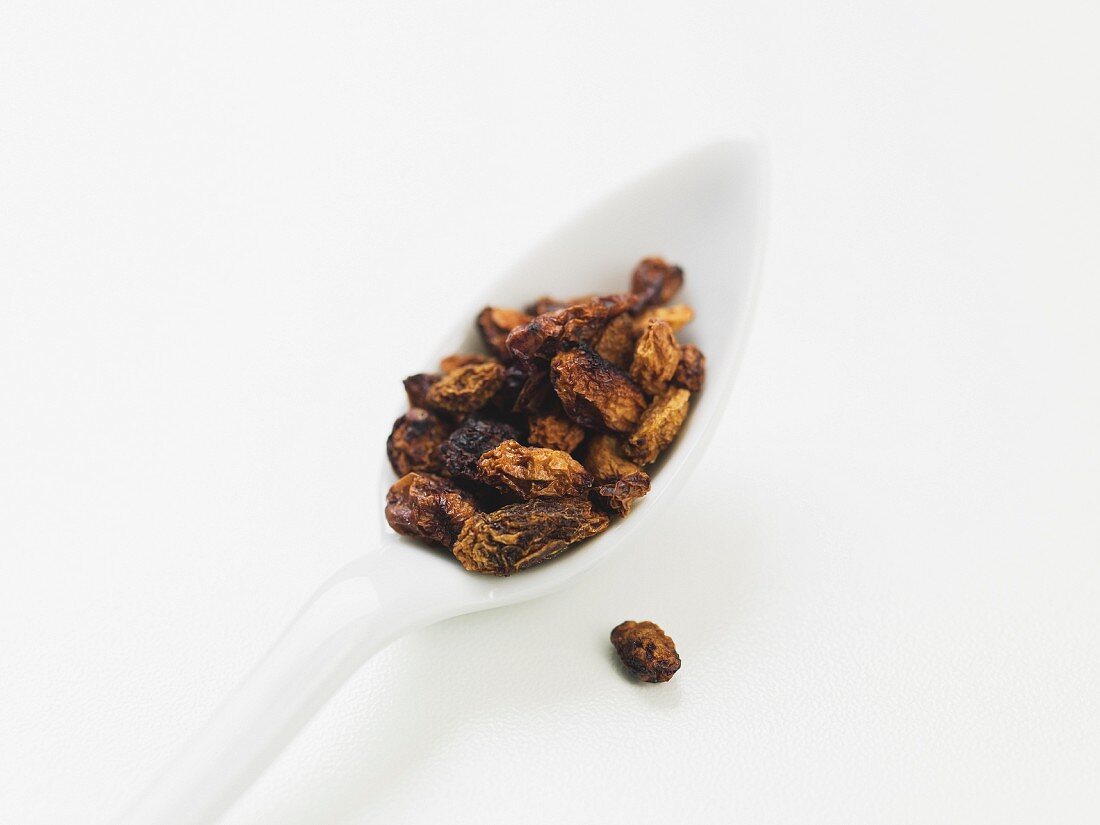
[386,408,450,476]
[385,472,478,548]
[476,439,593,500]
[403,373,441,409]
[610,620,681,682]
[630,318,681,397]
[672,344,706,391]
[438,414,522,484]
[425,361,506,414]
[550,346,647,433]
[630,257,684,310]
[451,497,609,575]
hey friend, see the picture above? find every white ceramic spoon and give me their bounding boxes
[113,138,768,825]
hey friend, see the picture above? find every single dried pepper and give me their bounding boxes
[403,373,440,409]
[385,472,478,548]
[582,433,643,480]
[451,497,609,575]
[478,307,532,360]
[527,411,586,453]
[610,620,681,682]
[550,346,647,433]
[476,439,593,500]
[386,407,450,476]
[630,318,681,397]
[582,433,650,515]
[630,257,684,310]
[672,344,706,391]
[425,361,506,414]
[594,312,636,371]
[623,386,691,465]
[595,472,650,517]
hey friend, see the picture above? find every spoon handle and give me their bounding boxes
[112,549,450,825]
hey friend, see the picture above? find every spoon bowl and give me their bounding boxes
[116,138,768,825]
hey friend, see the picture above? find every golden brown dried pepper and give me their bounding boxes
[385,472,478,548]
[476,439,593,500]
[452,497,609,575]
[623,387,691,465]
[527,411,586,453]
[593,313,636,371]
[632,304,694,336]
[610,620,681,682]
[595,472,650,517]
[425,361,506,414]
[582,433,651,516]
[630,318,682,397]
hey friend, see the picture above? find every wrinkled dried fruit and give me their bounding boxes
[610,620,681,682]
[386,408,450,476]
[527,412,586,453]
[673,344,706,391]
[595,471,650,516]
[551,346,647,433]
[582,433,650,515]
[478,307,532,360]
[440,352,494,373]
[385,472,478,548]
[624,387,691,465]
[476,439,592,500]
[425,361,506,413]
[452,497,609,575]
[630,257,684,310]
[630,319,681,396]
[506,294,637,364]
[403,373,441,408]
[387,256,702,577]
[582,433,643,479]
[439,415,522,484]
[632,304,695,336]
[594,313,636,370]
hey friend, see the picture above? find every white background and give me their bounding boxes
[2,1,1098,823]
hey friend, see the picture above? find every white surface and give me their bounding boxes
[1,1,1098,823]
